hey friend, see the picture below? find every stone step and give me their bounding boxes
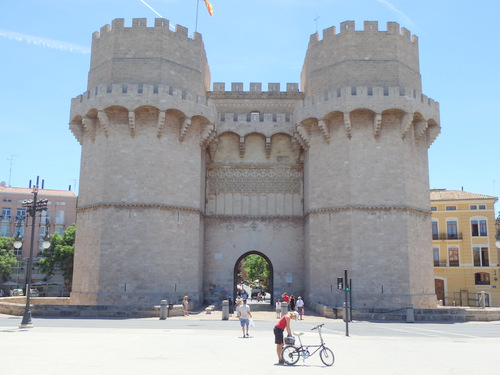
[246,301,274,311]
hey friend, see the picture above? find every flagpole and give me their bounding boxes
[195,0,200,33]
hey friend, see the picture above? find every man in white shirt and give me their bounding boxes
[296,296,304,320]
[237,299,253,337]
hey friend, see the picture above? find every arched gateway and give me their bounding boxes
[70,19,440,310]
[234,251,274,305]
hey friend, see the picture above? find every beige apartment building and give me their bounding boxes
[0,183,77,294]
[431,189,499,307]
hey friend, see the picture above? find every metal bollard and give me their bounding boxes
[343,302,348,322]
[222,300,229,320]
[406,306,415,323]
[160,299,168,320]
[281,301,288,316]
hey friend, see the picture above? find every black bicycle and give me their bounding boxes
[282,323,335,366]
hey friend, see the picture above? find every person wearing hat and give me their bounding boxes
[273,311,298,365]
[296,296,304,319]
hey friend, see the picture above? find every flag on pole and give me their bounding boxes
[204,0,214,16]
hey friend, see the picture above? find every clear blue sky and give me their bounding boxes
[1,0,499,211]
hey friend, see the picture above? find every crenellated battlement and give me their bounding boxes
[71,83,207,108]
[302,21,421,97]
[297,85,440,141]
[212,82,299,93]
[302,86,439,111]
[92,17,202,42]
[87,18,210,95]
[310,21,417,44]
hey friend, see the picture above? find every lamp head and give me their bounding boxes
[13,234,23,249]
[41,233,51,249]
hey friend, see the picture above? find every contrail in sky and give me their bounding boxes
[140,0,176,30]
[0,29,90,54]
[140,0,164,18]
[376,0,415,29]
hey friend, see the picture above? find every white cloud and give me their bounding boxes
[0,29,90,54]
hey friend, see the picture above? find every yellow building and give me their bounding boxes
[431,189,499,307]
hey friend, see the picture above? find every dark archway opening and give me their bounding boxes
[233,251,273,306]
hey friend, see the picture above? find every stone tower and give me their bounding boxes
[69,19,440,309]
[69,18,214,305]
[297,21,440,308]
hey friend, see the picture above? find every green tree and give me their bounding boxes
[39,224,76,286]
[0,236,18,282]
[243,254,270,286]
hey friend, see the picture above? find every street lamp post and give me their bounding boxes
[13,178,50,329]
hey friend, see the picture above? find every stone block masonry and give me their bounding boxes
[69,19,440,310]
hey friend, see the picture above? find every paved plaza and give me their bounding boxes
[1,309,499,375]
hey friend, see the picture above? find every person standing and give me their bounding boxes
[273,311,298,364]
[237,299,253,337]
[289,295,296,311]
[282,292,290,303]
[275,297,282,319]
[182,296,189,316]
[296,296,304,319]
[228,296,234,315]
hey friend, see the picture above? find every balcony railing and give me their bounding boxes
[432,233,463,240]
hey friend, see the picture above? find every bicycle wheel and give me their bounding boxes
[282,346,300,365]
[319,347,335,366]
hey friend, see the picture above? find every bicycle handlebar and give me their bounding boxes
[311,323,324,331]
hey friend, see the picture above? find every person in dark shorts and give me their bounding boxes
[273,311,298,364]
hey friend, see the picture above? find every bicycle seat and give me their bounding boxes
[293,331,305,336]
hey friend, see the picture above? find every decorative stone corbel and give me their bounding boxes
[157,110,166,138]
[69,121,84,145]
[291,139,305,163]
[265,137,272,158]
[82,116,96,142]
[317,119,330,143]
[401,113,413,138]
[415,120,429,139]
[239,136,245,158]
[295,124,311,149]
[208,140,218,162]
[344,112,352,139]
[97,110,110,137]
[128,111,136,137]
[179,117,192,142]
[293,129,308,151]
[373,113,382,138]
[200,123,215,148]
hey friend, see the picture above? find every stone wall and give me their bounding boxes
[68,19,441,310]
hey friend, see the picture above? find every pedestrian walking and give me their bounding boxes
[273,311,298,364]
[237,299,253,338]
